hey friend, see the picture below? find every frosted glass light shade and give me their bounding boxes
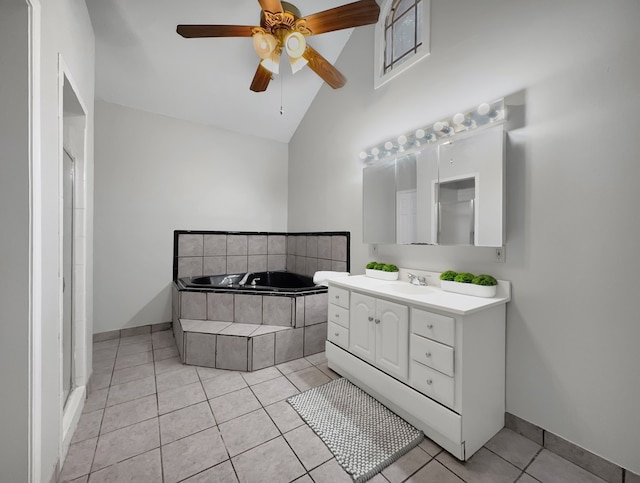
[253,32,277,59]
[289,55,308,74]
[261,50,281,74]
[285,31,306,59]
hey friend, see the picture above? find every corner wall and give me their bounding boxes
[94,101,289,333]
[288,0,640,474]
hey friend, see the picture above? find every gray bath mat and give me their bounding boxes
[287,378,424,482]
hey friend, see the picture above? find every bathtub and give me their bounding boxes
[179,270,323,294]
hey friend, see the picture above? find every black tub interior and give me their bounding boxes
[183,271,317,292]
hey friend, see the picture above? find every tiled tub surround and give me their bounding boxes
[173,230,350,280]
[173,284,329,372]
[171,230,347,373]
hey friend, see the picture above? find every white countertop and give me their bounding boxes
[328,275,511,315]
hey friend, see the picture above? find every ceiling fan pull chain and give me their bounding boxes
[280,74,284,115]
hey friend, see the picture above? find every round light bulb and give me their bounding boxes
[359,151,368,160]
[384,141,394,150]
[371,147,380,156]
[415,128,425,139]
[453,113,466,125]
[397,135,408,146]
[477,103,491,116]
[433,121,449,132]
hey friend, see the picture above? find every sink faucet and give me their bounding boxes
[408,273,429,286]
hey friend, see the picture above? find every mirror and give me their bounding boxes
[363,125,504,247]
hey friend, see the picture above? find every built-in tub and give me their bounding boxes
[179,270,321,293]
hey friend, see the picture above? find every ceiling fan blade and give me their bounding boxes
[258,0,284,14]
[303,45,347,89]
[302,0,380,35]
[176,25,255,38]
[250,63,273,92]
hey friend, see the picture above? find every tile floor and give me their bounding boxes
[61,329,610,482]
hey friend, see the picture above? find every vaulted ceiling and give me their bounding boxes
[86,0,360,143]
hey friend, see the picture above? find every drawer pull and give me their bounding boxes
[335,314,340,318]
[375,319,380,324]
[426,379,433,385]
[368,316,374,322]
[427,324,434,329]
[425,352,432,358]
[335,295,340,299]
[334,332,339,337]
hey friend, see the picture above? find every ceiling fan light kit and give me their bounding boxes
[176,0,380,92]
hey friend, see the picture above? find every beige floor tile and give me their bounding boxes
[232,437,306,483]
[156,365,199,393]
[101,394,157,434]
[250,376,299,406]
[106,376,156,407]
[82,388,108,414]
[283,425,333,471]
[154,356,184,375]
[87,448,161,483]
[276,358,312,375]
[264,399,305,433]
[182,460,238,482]
[59,437,97,481]
[92,418,160,472]
[113,350,154,370]
[304,351,327,366]
[526,449,607,483]
[436,447,522,483]
[70,410,103,444]
[110,362,155,386]
[418,437,442,457]
[218,409,279,456]
[209,387,261,423]
[159,401,216,445]
[485,427,541,470]
[308,458,353,483]
[161,427,228,483]
[285,366,331,392]
[241,366,282,386]
[116,341,152,356]
[157,381,206,415]
[406,459,464,482]
[381,446,432,483]
[201,371,247,399]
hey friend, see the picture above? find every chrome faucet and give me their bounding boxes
[408,273,429,286]
[250,278,261,287]
[239,272,252,286]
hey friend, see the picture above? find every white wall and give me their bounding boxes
[0,0,95,480]
[0,2,31,480]
[288,0,640,474]
[94,101,289,333]
[39,1,95,479]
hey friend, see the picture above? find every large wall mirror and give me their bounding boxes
[363,125,505,247]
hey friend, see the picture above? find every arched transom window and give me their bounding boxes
[375,0,431,88]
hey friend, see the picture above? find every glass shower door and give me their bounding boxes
[63,149,74,406]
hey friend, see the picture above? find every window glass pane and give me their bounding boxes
[392,8,416,61]
[394,0,414,19]
[385,27,393,69]
[416,1,423,46]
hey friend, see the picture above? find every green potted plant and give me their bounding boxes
[440,271,498,297]
[366,261,400,280]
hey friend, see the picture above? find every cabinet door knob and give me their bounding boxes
[425,352,432,358]
[375,319,380,324]
[335,314,339,318]
[335,295,340,299]
[334,332,339,337]
[426,379,433,385]
[368,316,374,321]
[427,324,434,329]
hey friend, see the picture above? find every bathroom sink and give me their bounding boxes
[379,283,435,296]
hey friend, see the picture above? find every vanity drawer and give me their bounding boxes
[411,308,455,347]
[410,360,455,408]
[328,321,349,350]
[328,304,349,329]
[410,334,454,377]
[329,286,350,310]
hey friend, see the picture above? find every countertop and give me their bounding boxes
[328,275,511,315]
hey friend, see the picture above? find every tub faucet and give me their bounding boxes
[239,272,252,286]
[408,273,428,286]
[250,278,261,287]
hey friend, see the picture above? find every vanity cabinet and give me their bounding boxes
[350,292,408,381]
[326,275,510,461]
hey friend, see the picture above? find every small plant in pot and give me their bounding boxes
[440,271,498,297]
[366,261,399,280]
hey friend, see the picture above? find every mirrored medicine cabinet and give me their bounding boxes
[363,125,505,247]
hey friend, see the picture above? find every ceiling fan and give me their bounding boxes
[176,0,380,92]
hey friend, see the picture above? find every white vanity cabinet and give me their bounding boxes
[350,292,409,381]
[326,275,510,461]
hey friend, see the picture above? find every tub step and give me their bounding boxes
[175,319,326,372]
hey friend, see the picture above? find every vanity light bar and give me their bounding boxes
[359,98,506,163]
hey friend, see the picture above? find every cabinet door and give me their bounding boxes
[375,299,409,381]
[349,292,376,364]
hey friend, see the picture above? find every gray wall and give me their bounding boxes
[288,0,640,474]
[0,2,30,479]
[94,101,289,333]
